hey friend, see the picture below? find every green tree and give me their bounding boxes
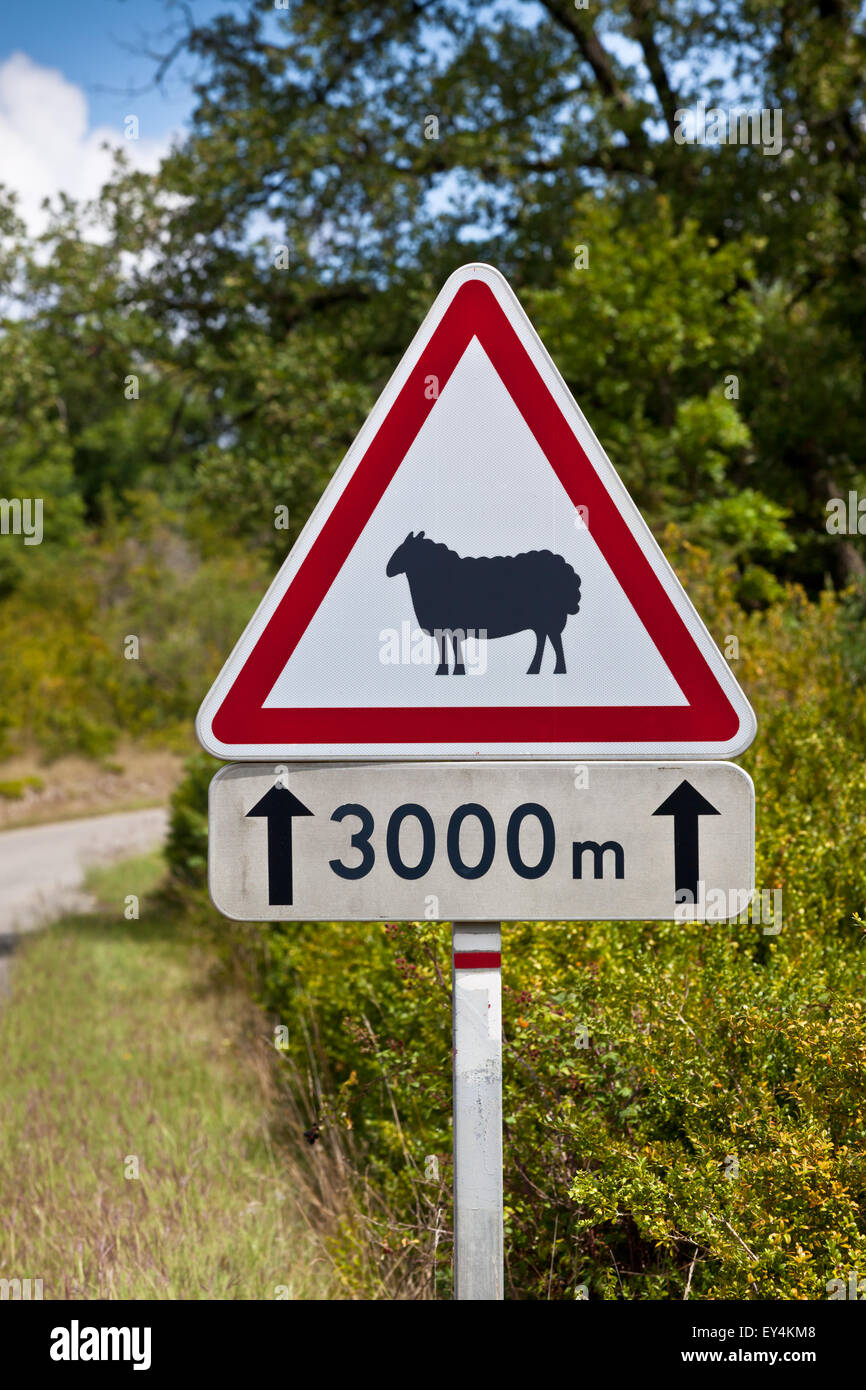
[99,0,865,584]
[1,0,863,613]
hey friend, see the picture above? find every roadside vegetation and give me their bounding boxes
[0,0,864,1300]
[170,557,866,1299]
[0,854,333,1299]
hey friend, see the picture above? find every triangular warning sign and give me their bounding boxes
[197,264,756,761]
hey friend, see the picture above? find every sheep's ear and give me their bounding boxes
[405,530,414,543]
[418,529,425,539]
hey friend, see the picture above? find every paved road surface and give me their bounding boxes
[0,807,169,993]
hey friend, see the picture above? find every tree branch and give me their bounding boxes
[626,0,680,136]
[537,0,640,123]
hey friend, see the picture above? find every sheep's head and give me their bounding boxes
[386,530,425,577]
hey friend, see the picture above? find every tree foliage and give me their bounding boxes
[0,0,863,591]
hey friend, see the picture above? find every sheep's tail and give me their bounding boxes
[558,555,581,614]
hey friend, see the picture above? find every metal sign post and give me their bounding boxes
[452,922,504,1301]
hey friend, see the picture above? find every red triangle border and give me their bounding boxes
[212,280,739,747]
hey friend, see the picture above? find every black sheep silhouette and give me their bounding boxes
[386,531,581,675]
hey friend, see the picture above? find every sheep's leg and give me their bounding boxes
[435,630,450,675]
[527,630,545,675]
[452,629,466,675]
[549,630,566,674]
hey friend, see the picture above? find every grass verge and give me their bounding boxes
[0,853,335,1299]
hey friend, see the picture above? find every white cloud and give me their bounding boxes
[0,52,171,234]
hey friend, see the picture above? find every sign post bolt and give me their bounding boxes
[452,921,504,1300]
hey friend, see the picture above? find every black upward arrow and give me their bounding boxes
[246,785,314,906]
[652,780,720,904]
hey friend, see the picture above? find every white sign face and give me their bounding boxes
[196,264,756,762]
[208,762,755,923]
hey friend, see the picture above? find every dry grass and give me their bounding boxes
[0,854,338,1299]
[0,742,186,830]
[269,1005,450,1301]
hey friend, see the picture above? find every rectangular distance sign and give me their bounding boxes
[208,761,754,923]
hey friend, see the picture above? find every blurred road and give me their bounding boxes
[0,807,169,993]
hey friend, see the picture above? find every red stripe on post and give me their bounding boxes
[453,952,501,970]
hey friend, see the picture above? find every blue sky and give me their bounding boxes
[0,0,244,230]
[1,0,232,136]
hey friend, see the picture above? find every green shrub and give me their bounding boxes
[166,751,220,890]
[0,494,270,760]
[0,775,44,800]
